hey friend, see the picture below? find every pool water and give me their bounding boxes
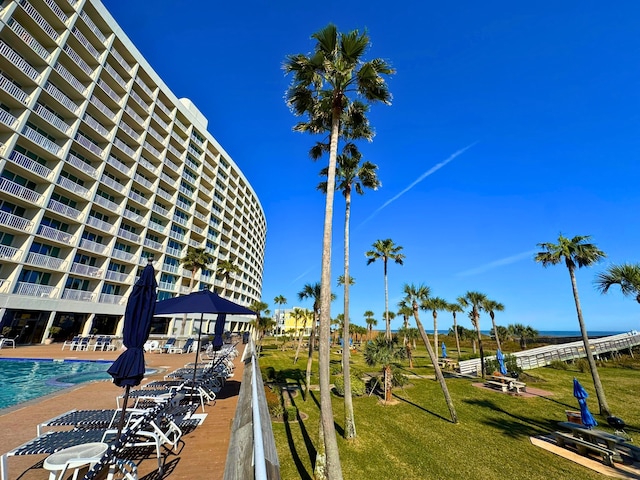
[0,359,112,410]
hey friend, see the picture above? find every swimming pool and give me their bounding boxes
[0,359,113,410]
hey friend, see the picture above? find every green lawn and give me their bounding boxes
[259,339,640,480]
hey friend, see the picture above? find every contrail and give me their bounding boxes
[360,142,477,225]
[456,249,537,277]
[290,266,316,285]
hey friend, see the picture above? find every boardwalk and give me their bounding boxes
[0,343,244,480]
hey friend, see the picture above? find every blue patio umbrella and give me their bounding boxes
[212,313,226,350]
[107,259,157,434]
[441,342,447,358]
[573,378,598,428]
[496,349,508,375]
[155,289,256,384]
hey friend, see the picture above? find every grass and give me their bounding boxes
[258,338,640,480]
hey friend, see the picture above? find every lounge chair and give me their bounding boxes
[168,338,194,354]
[91,336,116,351]
[160,337,176,353]
[61,336,81,351]
[0,336,16,349]
[73,337,91,351]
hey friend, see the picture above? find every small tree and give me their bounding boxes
[363,335,405,402]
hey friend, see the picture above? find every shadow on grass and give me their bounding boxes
[392,392,453,423]
[284,388,314,480]
[464,398,560,438]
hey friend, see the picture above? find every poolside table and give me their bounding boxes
[43,441,108,480]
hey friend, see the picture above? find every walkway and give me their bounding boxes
[459,332,640,376]
[0,342,244,480]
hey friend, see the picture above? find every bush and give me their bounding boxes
[265,386,283,418]
[330,363,342,375]
[264,366,276,381]
[575,358,589,373]
[284,405,298,420]
[333,374,366,397]
[390,365,408,387]
[549,360,569,370]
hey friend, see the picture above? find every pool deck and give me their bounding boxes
[0,342,244,480]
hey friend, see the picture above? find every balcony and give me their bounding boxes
[82,113,109,137]
[93,195,120,212]
[56,175,90,197]
[0,73,29,105]
[47,198,82,219]
[79,11,106,43]
[119,121,140,141]
[71,27,100,61]
[144,237,163,250]
[172,215,188,227]
[34,103,71,134]
[105,270,128,283]
[147,222,166,234]
[158,281,176,291]
[7,19,49,60]
[44,0,68,23]
[106,155,131,175]
[169,231,185,242]
[100,174,126,194]
[143,141,162,158]
[104,63,127,89]
[128,190,148,207]
[128,90,149,111]
[98,293,124,304]
[89,95,116,121]
[122,209,144,223]
[133,173,153,189]
[8,150,52,178]
[0,177,42,204]
[156,99,172,117]
[138,156,159,175]
[22,125,61,156]
[79,238,109,255]
[70,262,103,278]
[86,215,115,233]
[118,228,140,243]
[188,239,201,248]
[113,137,136,157]
[17,0,59,41]
[152,203,169,216]
[0,245,19,260]
[44,81,79,113]
[110,48,132,73]
[97,79,121,104]
[124,105,144,126]
[156,188,173,202]
[75,131,103,157]
[151,113,169,132]
[146,126,164,144]
[134,76,153,97]
[25,251,65,270]
[174,118,187,133]
[14,282,56,298]
[111,249,135,261]
[163,157,179,172]
[62,288,95,302]
[53,63,86,94]
[36,224,74,245]
[62,45,93,77]
[167,144,182,159]
[65,152,97,177]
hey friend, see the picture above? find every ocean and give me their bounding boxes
[391,329,628,338]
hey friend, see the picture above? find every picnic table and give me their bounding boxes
[556,421,640,462]
[438,358,458,370]
[484,374,526,394]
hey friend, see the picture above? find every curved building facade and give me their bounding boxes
[0,0,266,343]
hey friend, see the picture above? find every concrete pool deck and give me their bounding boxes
[0,342,244,480]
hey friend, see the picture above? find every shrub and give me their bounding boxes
[333,374,366,397]
[264,386,283,418]
[575,358,589,373]
[330,363,342,375]
[264,366,276,381]
[284,405,298,420]
[390,365,408,387]
[549,360,569,370]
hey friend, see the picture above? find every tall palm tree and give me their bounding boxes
[421,296,447,357]
[179,247,214,335]
[482,298,505,351]
[458,291,488,377]
[274,295,287,335]
[364,311,377,340]
[298,282,322,395]
[249,301,271,353]
[366,239,405,340]
[285,25,393,479]
[446,301,464,358]
[291,307,311,364]
[398,326,419,368]
[215,259,240,298]
[403,283,458,423]
[535,234,610,416]
[595,263,640,304]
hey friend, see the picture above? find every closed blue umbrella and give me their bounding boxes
[573,378,598,428]
[212,313,226,350]
[107,259,157,434]
[441,342,447,359]
[496,349,507,375]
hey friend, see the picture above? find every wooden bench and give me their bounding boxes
[485,380,508,392]
[554,431,620,466]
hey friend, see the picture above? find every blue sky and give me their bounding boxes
[103,1,640,333]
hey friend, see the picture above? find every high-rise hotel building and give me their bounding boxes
[0,0,266,344]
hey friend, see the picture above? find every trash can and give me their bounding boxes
[242,331,249,344]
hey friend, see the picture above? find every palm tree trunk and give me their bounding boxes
[413,305,458,423]
[433,312,438,358]
[305,315,317,393]
[384,364,393,402]
[180,274,196,335]
[315,107,343,480]
[384,260,390,341]
[342,191,356,440]
[475,311,485,378]
[453,313,461,358]
[568,266,611,416]
[491,313,502,351]
[293,319,306,364]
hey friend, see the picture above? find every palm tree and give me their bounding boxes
[458,291,488,377]
[215,259,240,298]
[285,25,393,478]
[446,301,464,358]
[364,311,377,340]
[422,296,447,357]
[179,247,214,335]
[366,239,405,340]
[397,300,413,330]
[482,299,505,351]
[403,283,458,423]
[274,295,287,335]
[249,301,271,353]
[363,335,405,402]
[595,263,640,304]
[535,234,610,416]
[398,326,419,368]
[291,307,311,364]
[298,282,322,395]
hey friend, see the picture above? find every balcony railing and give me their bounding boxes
[44,0,68,23]
[34,103,71,134]
[152,113,169,132]
[71,27,100,60]
[110,48,132,73]
[75,131,103,156]
[18,0,59,41]
[63,44,93,76]
[7,18,49,60]
[174,118,187,133]
[113,137,136,157]
[128,90,149,111]
[93,195,120,212]
[156,99,172,117]
[147,222,166,235]
[100,174,126,194]
[122,209,144,223]
[167,144,182,159]
[111,249,135,261]
[79,238,109,255]
[138,156,159,175]
[14,282,56,298]
[144,238,163,250]
[89,95,116,121]
[163,157,179,172]
[144,141,162,158]
[128,191,148,206]
[104,63,127,89]
[65,152,97,177]
[146,126,164,144]
[70,262,102,278]
[134,76,153,97]
[97,79,121,104]
[56,175,90,197]
[36,224,74,244]
[118,228,140,243]
[133,174,153,189]
[47,198,82,219]
[86,215,115,233]
[53,62,86,94]
[119,121,139,141]
[8,150,52,178]
[62,288,95,302]
[172,216,188,227]
[22,125,60,155]
[169,230,185,242]
[25,251,65,270]
[105,270,128,283]
[0,177,42,203]
[44,81,79,113]
[158,281,176,291]
[156,188,173,202]
[98,293,124,304]
[79,11,106,42]
[83,113,110,137]
[106,155,131,175]
[165,247,183,258]
[152,204,169,216]
[0,72,28,104]
[0,245,19,260]
[124,105,144,126]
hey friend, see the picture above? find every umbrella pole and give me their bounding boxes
[117,385,130,438]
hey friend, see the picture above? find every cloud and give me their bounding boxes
[359,142,477,226]
[456,249,537,277]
